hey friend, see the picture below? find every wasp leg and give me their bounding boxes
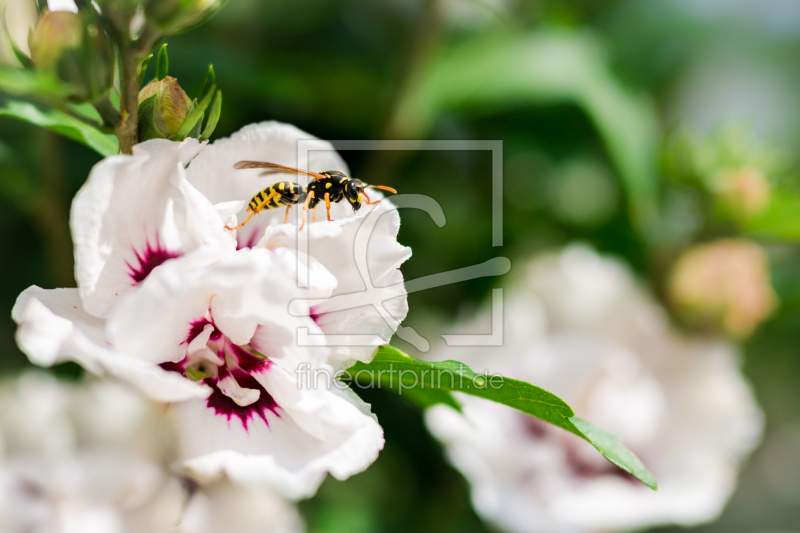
[360,192,381,205]
[299,191,315,231]
[225,192,281,231]
[284,205,291,224]
[313,206,317,223]
[324,192,332,221]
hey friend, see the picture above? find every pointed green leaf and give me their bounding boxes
[567,417,658,490]
[200,64,216,99]
[0,100,118,156]
[200,90,221,141]
[138,53,153,88]
[173,84,214,141]
[347,345,657,490]
[347,346,574,427]
[156,43,169,80]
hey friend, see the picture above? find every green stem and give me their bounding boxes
[115,43,140,154]
[92,95,121,128]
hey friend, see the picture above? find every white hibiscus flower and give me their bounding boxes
[12,122,411,499]
[179,479,304,533]
[425,245,764,533]
[0,373,305,533]
[0,373,184,533]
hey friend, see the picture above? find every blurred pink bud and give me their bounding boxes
[668,239,776,338]
[714,168,771,216]
[29,10,114,102]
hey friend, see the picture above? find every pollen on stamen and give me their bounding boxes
[126,234,180,284]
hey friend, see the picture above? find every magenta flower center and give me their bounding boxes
[162,318,280,430]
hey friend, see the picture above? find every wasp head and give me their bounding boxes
[344,179,365,211]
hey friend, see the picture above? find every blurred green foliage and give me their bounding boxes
[4,0,800,531]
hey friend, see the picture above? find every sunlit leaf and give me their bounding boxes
[391,31,662,241]
[743,190,800,241]
[347,345,657,489]
[0,100,118,157]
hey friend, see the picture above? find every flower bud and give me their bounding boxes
[713,168,771,217]
[138,76,199,141]
[144,0,227,35]
[29,10,114,102]
[668,239,776,338]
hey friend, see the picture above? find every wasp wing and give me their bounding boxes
[234,161,323,180]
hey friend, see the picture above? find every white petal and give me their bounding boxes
[188,324,216,354]
[107,247,302,364]
[12,287,210,403]
[47,0,78,12]
[173,364,384,500]
[217,375,261,407]
[264,200,411,365]
[71,139,235,318]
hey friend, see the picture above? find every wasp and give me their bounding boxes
[225,161,397,231]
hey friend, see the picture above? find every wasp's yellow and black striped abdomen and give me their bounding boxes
[247,181,306,212]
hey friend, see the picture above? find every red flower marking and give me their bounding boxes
[126,235,180,284]
[161,316,280,431]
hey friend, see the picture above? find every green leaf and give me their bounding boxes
[156,44,169,80]
[348,345,657,490]
[136,93,167,142]
[200,64,216,100]
[200,90,221,141]
[743,190,800,241]
[391,30,662,242]
[0,100,118,157]
[568,417,658,491]
[0,65,72,99]
[185,368,210,381]
[347,345,574,427]
[138,53,153,88]
[173,84,215,141]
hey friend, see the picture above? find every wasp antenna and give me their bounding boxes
[365,185,397,194]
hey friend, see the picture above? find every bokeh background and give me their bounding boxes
[2,0,800,531]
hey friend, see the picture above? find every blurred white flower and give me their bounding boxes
[425,245,764,533]
[13,122,411,499]
[0,373,184,533]
[179,480,304,533]
[0,373,305,533]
